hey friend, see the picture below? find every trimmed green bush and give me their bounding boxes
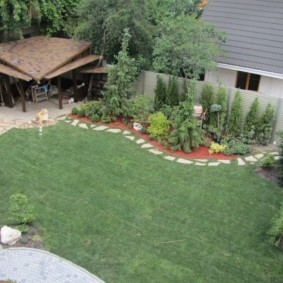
[90,114,100,123]
[71,107,79,115]
[8,193,36,233]
[80,100,103,117]
[223,139,250,156]
[227,90,242,137]
[77,108,86,117]
[148,112,170,139]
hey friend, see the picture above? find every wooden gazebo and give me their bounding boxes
[0,36,102,112]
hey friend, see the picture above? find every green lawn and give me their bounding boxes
[0,121,283,283]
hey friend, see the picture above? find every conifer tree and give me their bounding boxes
[243,97,260,144]
[227,90,242,137]
[166,76,179,106]
[154,76,167,111]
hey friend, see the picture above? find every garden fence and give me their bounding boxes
[134,70,283,143]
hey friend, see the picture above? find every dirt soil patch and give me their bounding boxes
[254,167,281,186]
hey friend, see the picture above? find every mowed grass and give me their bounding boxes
[0,121,283,283]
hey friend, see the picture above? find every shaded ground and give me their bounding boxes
[254,167,281,185]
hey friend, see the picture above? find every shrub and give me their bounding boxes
[80,100,103,117]
[209,142,226,154]
[71,107,79,115]
[148,112,170,139]
[268,202,283,248]
[90,114,100,123]
[223,139,250,156]
[258,103,275,145]
[166,76,179,106]
[227,90,242,137]
[168,81,204,153]
[77,108,86,117]
[101,115,112,123]
[8,193,36,233]
[154,76,167,111]
[259,153,276,169]
[129,95,153,124]
[243,98,260,144]
[200,83,214,124]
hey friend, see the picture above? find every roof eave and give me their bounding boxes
[217,63,283,80]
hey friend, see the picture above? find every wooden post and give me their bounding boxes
[3,75,13,108]
[19,80,26,112]
[72,70,78,102]
[57,76,63,109]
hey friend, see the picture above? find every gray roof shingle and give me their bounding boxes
[202,0,283,75]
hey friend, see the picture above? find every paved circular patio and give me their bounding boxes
[0,248,104,283]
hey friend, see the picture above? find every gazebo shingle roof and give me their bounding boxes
[0,36,91,81]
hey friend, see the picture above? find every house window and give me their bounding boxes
[235,71,260,91]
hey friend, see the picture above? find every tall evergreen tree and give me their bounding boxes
[166,76,179,106]
[227,90,243,137]
[154,76,167,111]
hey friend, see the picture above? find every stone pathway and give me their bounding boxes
[0,115,279,167]
[63,117,280,167]
[0,248,104,283]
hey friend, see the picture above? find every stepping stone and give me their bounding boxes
[56,115,67,121]
[176,158,193,164]
[149,149,163,155]
[141,143,153,149]
[269,152,279,155]
[275,156,280,161]
[136,139,145,144]
[123,131,131,135]
[78,123,88,129]
[164,156,176,161]
[195,162,206,166]
[218,160,230,164]
[64,120,71,123]
[90,125,96,128]
[254,153,264,159]
[71,119,80,126]
[208,162,220,166]
[237,158,246,166]
[107,128,121,133]
[125,135,135,141]
[195,159,208,163]
[244,156,257,162]
[93,125,108,131]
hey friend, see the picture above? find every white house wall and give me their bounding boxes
[205,67,283,98]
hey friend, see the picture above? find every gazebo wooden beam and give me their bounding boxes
[72,70,78,102]
[18,80,26,112]
[57,76,63,110]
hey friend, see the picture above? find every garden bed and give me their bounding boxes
[69,114,237,160]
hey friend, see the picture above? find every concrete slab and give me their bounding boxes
[78,123,88,129]
[106,128,121,133]
[176,158,193,164]
[237,158,246,166]
[218,160,231,164]
[71,119,80,126]
[244,156,257,162]
[93,126,108,131]
[164,156,176,161]
[136,139,145,144]
[125,136,135,141]
[208,162,220,166]
[141,143,153,149]
[149,149,163,155]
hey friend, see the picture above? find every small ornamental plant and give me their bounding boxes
[209,142,226,154]
[8,193,37,233]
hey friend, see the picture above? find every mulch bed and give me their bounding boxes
[69,114,237,160]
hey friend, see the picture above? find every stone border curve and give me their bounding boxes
[63,116,280,167]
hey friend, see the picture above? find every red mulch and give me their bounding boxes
[68,114,237,160]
